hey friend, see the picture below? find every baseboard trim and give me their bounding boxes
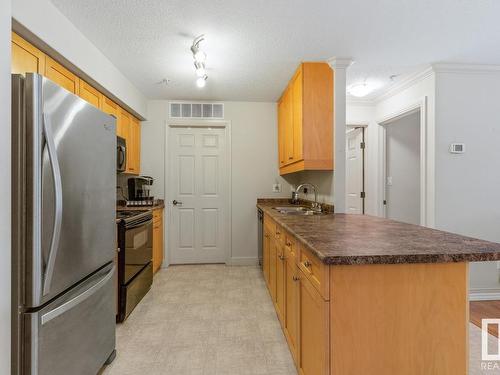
[227,257,259,266]
[469,288,500,301]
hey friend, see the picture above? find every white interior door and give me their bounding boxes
[169,126,228,264]
[346,127,364,214]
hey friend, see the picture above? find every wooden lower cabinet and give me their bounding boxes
[275,240,286,325]
[263,226,271,287]
[298,270,329,375]
[284,257,300,365]
[269,234,277,301]
[152,209,164,274]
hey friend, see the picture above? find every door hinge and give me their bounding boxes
[360,142,366,149]
[360,191,366,199]
[383,200,387,205]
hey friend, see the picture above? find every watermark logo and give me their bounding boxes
[481,319,500,371]
[482,319,500,361]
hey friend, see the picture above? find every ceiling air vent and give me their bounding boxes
[169,102,224,119]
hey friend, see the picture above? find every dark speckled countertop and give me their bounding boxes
[257,201,500,266]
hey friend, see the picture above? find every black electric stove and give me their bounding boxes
[116,209,153,322]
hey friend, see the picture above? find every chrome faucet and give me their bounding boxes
[292,183,321,211]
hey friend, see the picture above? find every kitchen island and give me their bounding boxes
[257,200,500,375]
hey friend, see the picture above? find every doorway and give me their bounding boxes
[346,127,365,214]
[167,124,230,264]
[383,111,421,225]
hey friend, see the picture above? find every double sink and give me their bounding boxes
[273,206,325,216]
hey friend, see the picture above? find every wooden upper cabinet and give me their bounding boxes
[129,117,141,174]
[117,107,130,140]
[277,62,333,175]
[78,80,103,108]
[45,56,79,94]
[11,32,45,75]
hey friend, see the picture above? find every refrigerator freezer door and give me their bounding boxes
[22,74,116,307]
[23,263,116,375]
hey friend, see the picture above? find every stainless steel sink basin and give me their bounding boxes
[273,206,325,216]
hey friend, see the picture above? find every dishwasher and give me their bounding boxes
[257,208,264,268]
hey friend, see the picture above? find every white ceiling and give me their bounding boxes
[50,0,500,102]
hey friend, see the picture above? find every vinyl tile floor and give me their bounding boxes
[102,265,498,375]
[102,265,297,375]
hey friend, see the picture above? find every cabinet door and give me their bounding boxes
[101,96,119,119]
[269,236,277,301]
[11,32,45,75]
[153,210,163,273]
[45,56,79,94]
[299,270,329,375]
[285,258,300,365]
[292,68,303,162]
[263,226,271,287]
[78,80,103,108]
[275,241,286,326]
[284,88,294,164]
[129,117,141,175]
[277,99,286,167]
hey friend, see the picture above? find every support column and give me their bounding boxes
[327,57,353,213]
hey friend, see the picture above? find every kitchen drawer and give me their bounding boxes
[298,245,329,300]
[284,232,297,262]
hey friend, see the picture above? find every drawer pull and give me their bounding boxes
[303,260,312,268]
[292,275,300,282]
[279,254,286,261]
[286,241,291,247]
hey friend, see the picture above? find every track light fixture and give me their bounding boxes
[191,35,208,87]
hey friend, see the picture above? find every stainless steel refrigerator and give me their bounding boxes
[12,73,117,375]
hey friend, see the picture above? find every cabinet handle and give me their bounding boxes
[292,275,300,282]
[264,234,270,238]
[279,254,285,261]
[288,156,293,160]
[303,260,312,268]
[286,241,291,247]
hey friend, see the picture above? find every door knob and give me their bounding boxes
[173,200,183,206]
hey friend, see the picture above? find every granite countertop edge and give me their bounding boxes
[257,201,500,266]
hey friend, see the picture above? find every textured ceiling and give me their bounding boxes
[50,0,500,101]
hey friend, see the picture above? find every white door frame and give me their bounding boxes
[377,97,427,226]
[164,119,232,266]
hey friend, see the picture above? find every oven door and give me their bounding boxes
[124,219,153,284]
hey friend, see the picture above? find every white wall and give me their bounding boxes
[434,69,500,294]
[141,101,293,265]
[385,111,421,225]
[0,0,11,372]
[12,0,147,118]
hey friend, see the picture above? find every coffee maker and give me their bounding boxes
[127,176,154,205]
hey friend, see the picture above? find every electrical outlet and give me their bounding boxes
[272,183,282,193]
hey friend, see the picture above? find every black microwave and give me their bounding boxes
[117,136,126,172]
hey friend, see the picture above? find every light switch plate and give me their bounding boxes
[272,183,282,193]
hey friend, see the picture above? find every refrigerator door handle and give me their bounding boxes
[41,265,115,325]
[42,113,63,296]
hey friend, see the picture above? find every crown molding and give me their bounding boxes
[373,66,434,104]
[432,63,500,74]
[327,57,354,70]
